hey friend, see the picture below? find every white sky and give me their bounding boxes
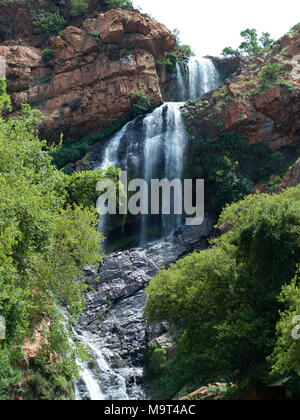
[132,0,300,56]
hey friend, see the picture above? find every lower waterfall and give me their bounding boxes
[75,57,220,400]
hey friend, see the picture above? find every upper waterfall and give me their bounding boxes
[176,57,220,101]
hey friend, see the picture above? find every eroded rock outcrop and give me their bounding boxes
[184,27,300,152]
[76,218,213,385]
[281,157,300,189]
[0,8,175,141]
[207,55,249,81]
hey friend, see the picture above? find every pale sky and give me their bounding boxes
[133,0,299,56]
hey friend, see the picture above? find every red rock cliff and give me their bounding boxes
[0,4,175,141]
[184,27,300,152]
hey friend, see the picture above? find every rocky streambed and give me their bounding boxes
[74,216,213,400]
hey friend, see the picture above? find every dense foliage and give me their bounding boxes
[32,10,66,34]
[103,0,134,10]
[185,130,294,212]
[0,80,118,399]
[145,186,300,398]
[70,0,89,17]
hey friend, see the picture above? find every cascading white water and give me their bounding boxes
[74,329,130,400]
[176,57,220,101]
[76,57,220,401]
[188,57,220,100]
[176,62,189,101]
[140,102,187,245]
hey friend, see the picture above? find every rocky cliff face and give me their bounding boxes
[75,218,213,397]
[184,27,300,152]
[281,157,300,189]
[0,4,175,141]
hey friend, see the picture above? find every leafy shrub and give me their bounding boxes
[103,0,133,10]
[172,28,195,58]
[289,22,300,35]
[90,30,99,38]
[156,53,179,73]
[52,139,89,169]
[148,348,167,376]
[186,132,254,212]
[258,151,285,180]
[42,48,54,63]
[130,91,156,117]
[32,10,66,34]
[70,0,88,17]
[0,349,22,400]
[0,79,11,112]
[180,45,195,57]
[259,63,287,89]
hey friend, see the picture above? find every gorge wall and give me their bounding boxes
[0,1,175,142]
[184,27,300,152]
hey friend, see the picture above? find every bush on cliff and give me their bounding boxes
[186,132,254,212]
[145,186,300,398]
[259,63,287,90]
[172,28,195,58]
[70,0,89,17]
[32,10,66,35]
[103,0,133,10]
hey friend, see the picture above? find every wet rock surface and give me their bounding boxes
[75,216,213,399]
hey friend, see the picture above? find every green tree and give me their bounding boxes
[145,186,300,396]
[222,28,274,57]
[103,0,133,10]
[0,79,118,399]
[269,268,300,396]
[32,10,66,35]
[259,63,286,89]
[70,0,89,17]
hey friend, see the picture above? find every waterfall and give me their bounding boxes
[188,57,220,100]
[176,62,189,101]
[176,57,220,101]
[74,329,130,401]
[140,102,187,245]
[76,57,220,401]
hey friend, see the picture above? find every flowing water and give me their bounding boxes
[176,57,220,101]
[75,57,220,401]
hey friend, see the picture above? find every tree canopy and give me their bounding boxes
[0,79,118,399]
[145,186,300,398]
